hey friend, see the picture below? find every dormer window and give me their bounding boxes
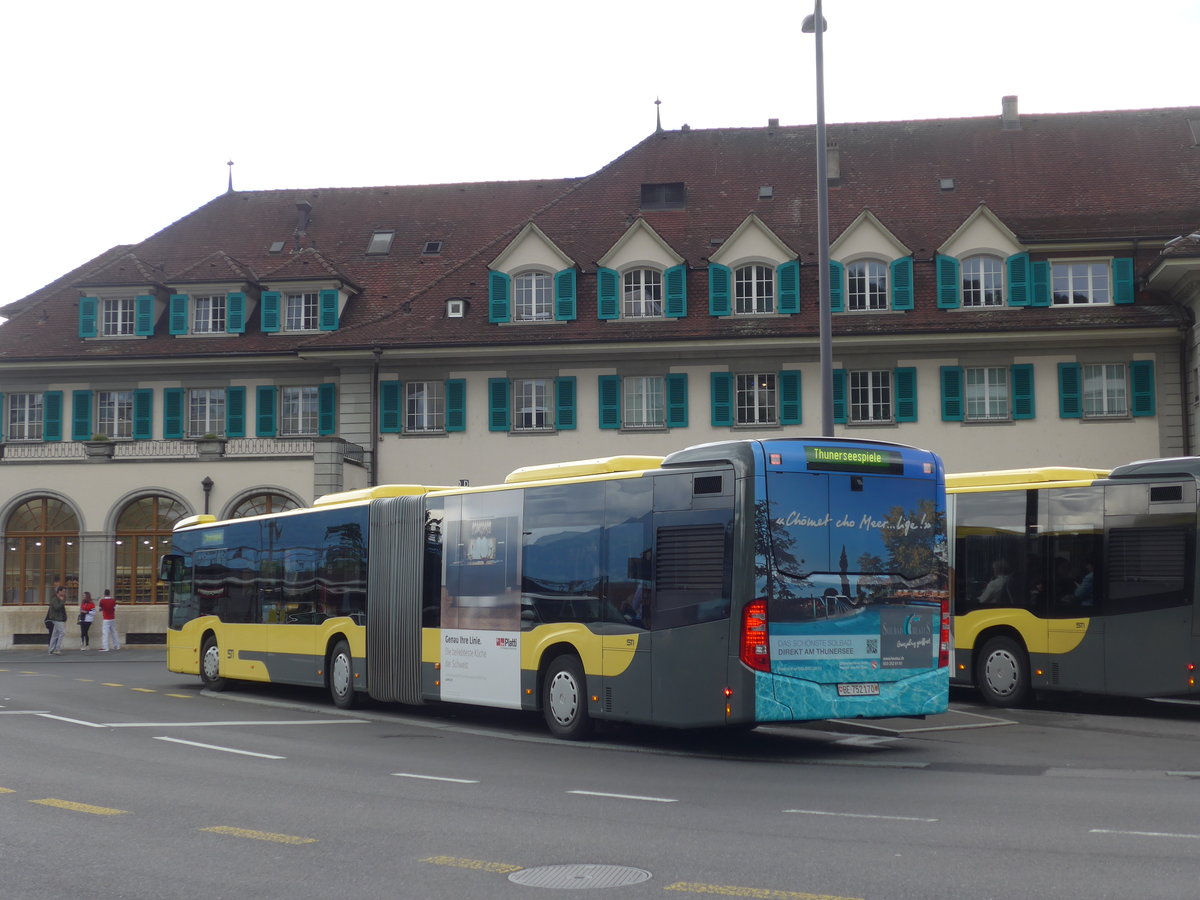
[192,295,227,333]
[640,182,685,210]
[446,298,466,318]
[102,297,137,335]
[367,230,395,255]
[423,241,443,255]
[514,272,553,321]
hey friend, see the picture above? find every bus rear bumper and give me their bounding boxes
[754,667,950,722]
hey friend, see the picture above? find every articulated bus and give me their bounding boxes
[163,437,950,739]
[949,456,1200,706]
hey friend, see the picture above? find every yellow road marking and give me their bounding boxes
[101,683,123,687]
[131,688,156,693]
[665,884,863,900]
[76,678,95,682]
[422,856,524,874]
[166,693,192,699]
[200,826,316,845]
[0,787,15,793]
[31,798,129,816]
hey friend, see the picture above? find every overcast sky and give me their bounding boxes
[2,0,1197,312]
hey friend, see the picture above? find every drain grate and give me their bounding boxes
[508,864,652,889]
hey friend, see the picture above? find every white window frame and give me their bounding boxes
[285,292,320,331]
[188,389,226,437]
[513,378,551,431]
[7,392,43,441]
[1052,260,1112,305]
[622,375,666,429]
[97,390,134,439]
[101,297,136,336]
[735,373,777,425]
[1082,363,1128,417]
[281,386,319,436]
[405,381,445,433]
[965,366,1010,420]
[622,269,663,318]
[734,264,774,315]
[514,272,553,321]
[847,260,888,311]
[192,295,227,334]
[849,370,892,423]
[961,255,1005,307]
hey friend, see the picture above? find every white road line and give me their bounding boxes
[785,809,939,823]
[154,736,285,759]
[103,719,367,728]
[37,714,106,728]
[568,790,678,803]
[0,710,51,715]
[1090,828,1200,840]
[393,773,480,784]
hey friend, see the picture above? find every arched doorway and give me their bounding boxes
[3,497,81,605]
[115,496,188,604]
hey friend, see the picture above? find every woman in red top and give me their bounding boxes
[78,591,97,650]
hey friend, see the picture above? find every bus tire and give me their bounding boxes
[200,635,228,692]
[329,639,359,710]
[976,636,1030,707]
[542,654,593,740]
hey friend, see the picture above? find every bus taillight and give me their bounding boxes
[740,599,770,672]
[938,594,951,668]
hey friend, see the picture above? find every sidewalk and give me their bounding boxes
[0,645,166,664]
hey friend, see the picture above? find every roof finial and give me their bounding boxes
[226,159,234,194]
[655,97,662,134]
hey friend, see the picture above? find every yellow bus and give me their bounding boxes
[949,457,1200,706]
[163,437,951,738]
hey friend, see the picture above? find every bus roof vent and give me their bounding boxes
[312,484,451,507]
[505,455,664,484]
[946,466,1110,490]
[1108,457,1200,480]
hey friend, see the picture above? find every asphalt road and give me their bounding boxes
[3,647,1199,900]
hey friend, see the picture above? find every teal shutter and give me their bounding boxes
[1058,363,1082,418]
[1031,261,1051,306]
[1113,258,1135,304]
[133,389,153,439]
[72,390,93,440]
[488,272,511,323]
[169,294,189,334]
[555,376,577,429]
[445,379,466,432]
[261,292,281,332]
[598,375,621,429]
[779,370,802,425]
[256,386,277,436]
[597,268,620,319]
[488,378,510,431]
[79,297,98,338]
[226,386,246,437]
[554,269,577,321]
[135,295,155,336]
[1011,364,1035,420]
[43,391,63,442]
[226,292,246,333]
[832,370,847,423]
[1007,253,1030,306]
[1130,360,1155,416]
[318,383,337,435]
[664,264,688,318]
[777,260,800,314]
[710,372,733,426]
[380,381,402,433]
[940,366,964,421]
[708,264,731,316]
[894,368,917,422]
[828,261,844,312]
[890,258,914,310]
[666,373,688,428]
[936,256,961,308]
[319,289,339,330]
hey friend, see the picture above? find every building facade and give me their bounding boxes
[1,99,1199,646]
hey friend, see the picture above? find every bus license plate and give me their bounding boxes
[837,682,880,697]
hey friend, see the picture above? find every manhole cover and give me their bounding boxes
[508,864,652,889]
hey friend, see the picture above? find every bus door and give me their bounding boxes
[648,469,736,728]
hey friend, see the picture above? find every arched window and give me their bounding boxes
[115,496,188,604]
[4,498,80,605]
[514,272,553,321]
[734,264,774,314]
[230,492,302,519]
[622,269,663,318]
[962,255,1004,306]
[847,260,888,310]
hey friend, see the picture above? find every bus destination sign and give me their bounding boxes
[804,445,905,475]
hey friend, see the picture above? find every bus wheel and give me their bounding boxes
[329,640,359,710]
[200,635,227,691]
[543,655,593,740]
[976,636,1030,707]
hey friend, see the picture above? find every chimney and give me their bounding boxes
[295,200,313,233]
[826,139,841,182]
[768,117,779,128]
[1001,95,1021,131]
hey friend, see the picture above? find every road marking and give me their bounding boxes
[131,688,156,693]
[1090,828,1200,840]
[105,718,366,728]
[784,809,938,823]
[0,787,15,793]
[0,710,50,715]
[76,678,95,683]
[31,798,129,816]
[567,790,678,803]
[665,882,862,899]
[154,737,285,759]
[200,826,316,845]
[165,694,193,699]
[394,773,480,783]
[37,714,106,728]
[422,856,523,874]
[101,682,124,687]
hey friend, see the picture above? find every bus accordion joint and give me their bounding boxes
[740,598,770,672]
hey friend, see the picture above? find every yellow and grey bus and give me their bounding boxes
[950,457,1200,706]
[163,437,950,739]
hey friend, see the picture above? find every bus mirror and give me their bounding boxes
[160,553,183,582]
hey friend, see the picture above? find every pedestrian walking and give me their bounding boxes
[98,589,120,651]
[78,591,97,650]
[47,586,68,655]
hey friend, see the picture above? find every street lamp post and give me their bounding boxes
[803,2,833,437]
